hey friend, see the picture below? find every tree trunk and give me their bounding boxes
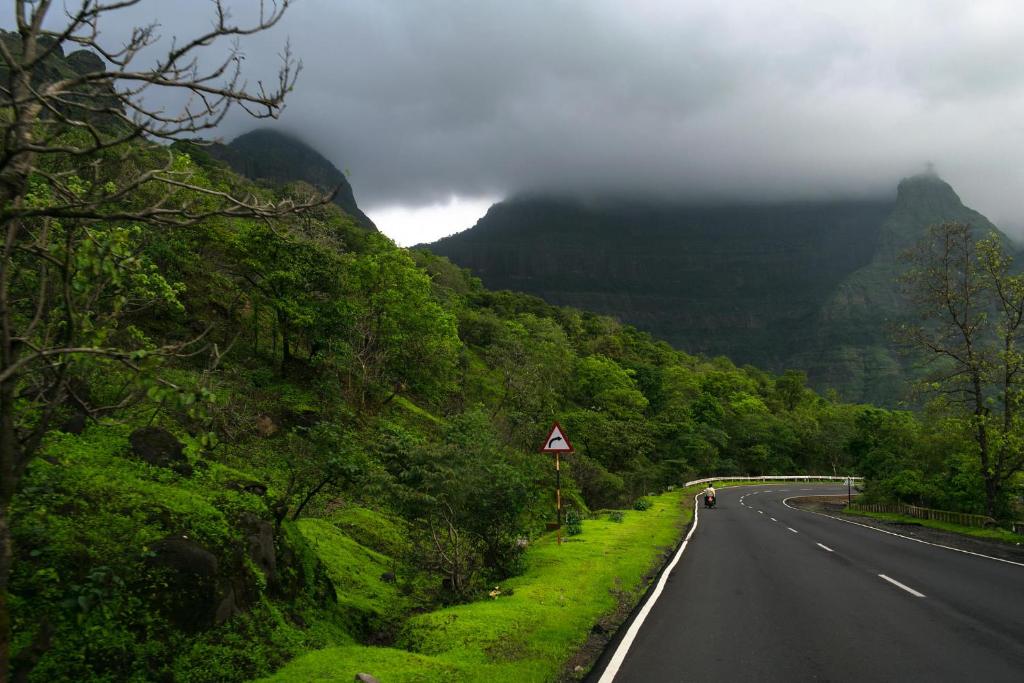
[0,374,19,683]
[0,508,11,683]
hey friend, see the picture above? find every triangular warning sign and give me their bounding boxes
[540,421,574,453]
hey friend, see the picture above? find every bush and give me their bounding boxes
[607,511,625,523]
[633,497,652,512]
[564,508,583,536]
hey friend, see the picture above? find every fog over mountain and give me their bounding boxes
[18,1,1024,236]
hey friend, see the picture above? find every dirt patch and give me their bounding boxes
[787,496,1024,564]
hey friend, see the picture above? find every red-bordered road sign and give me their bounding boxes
[540,421,574,453]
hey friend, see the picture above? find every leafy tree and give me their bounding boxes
[270,423,369,527]
[900,223,1024,515]
[486,314,573,446]
[774,369,809,411]
[325,246,460,409]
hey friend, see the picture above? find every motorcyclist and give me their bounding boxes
[703,484,716,506]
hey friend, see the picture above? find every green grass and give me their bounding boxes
[261,488,694,682]
[296,519,402,621]
[392,395,446,425]
[845,509,1024,544]
[324,506,410,558]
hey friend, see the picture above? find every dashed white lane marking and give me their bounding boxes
[787,527,799,534]
[597,494,703,682]
[758,510,764,514]
[770,517,777,522]
[800,488,812,491]
[782,496,1024,568]
[817,543,834,552]
[879,574,926,598]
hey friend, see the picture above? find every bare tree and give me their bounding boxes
[899,222,1024,516]
[0,2,321,678]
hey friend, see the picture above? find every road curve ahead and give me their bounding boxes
[591,484,1024,682]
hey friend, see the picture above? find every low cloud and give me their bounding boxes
[18,1,1024,233]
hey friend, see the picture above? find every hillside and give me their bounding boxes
[426,174,1010,405]
[199,129,377,231]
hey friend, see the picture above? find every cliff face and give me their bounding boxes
[427,176,1011,405]
[795,173,1005,403]
[204,129,377,231]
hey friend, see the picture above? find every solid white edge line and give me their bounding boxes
[787,527,799,534]
[878,574,926,597]
[816,543,833,552]
[782,496,1024,568]
[597,493,702,683]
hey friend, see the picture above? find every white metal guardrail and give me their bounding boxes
[684,475,864,487]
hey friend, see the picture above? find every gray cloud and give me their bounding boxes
[15,1,1024,233]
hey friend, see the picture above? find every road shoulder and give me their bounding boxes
[788,496,1024,564]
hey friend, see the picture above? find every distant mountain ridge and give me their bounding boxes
[202,129,377,230]
[426,174,1010,405]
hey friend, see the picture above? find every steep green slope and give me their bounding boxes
[426,176,1015,405]
[794,173,1008,403]
[201,129,377,231]
[428,196,891,398]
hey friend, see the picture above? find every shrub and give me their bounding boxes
[564,508,583,536]
[607,511,625,523]
[633,497,652,512]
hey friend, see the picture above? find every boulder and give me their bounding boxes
[355,675,380,683]
[225,479,268,497]
[147,536,220,631]
[255,414,278,437]
[240,513,277,584]
[129,427,192,476]
[58,411,87,435]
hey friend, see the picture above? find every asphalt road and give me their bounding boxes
[591,484,1024,682]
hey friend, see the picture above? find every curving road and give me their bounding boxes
[590,484,1024,682]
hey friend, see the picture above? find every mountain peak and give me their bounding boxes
[895,172,963,213]
[203,128,376,231]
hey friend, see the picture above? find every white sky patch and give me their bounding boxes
[368,195,499,247]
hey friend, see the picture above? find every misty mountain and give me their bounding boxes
[426,174,1007,405]
[201,129,377,230]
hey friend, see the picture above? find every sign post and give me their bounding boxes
[540,422,574,545]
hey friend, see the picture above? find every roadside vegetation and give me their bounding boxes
[263,489,694,683]
[844,509,1024,545]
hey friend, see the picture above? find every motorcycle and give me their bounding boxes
[704,494,716,509]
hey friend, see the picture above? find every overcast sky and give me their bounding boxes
[18,0,1024,244]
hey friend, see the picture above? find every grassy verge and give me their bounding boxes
[261,488,695,682]
[845,509,1024,544]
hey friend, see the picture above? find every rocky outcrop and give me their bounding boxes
[146,516,335,632]
[147,536,223,631]
[128,427,192,476]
